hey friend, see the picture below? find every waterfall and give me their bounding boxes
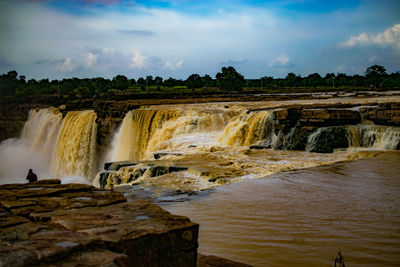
[108,111,135,162]
[108,109,181,161]
[108,107,233,161]
[347,125,400,150]
[21,108,63,160]
[306,125,400,152]
[51,110,98,180]
[218,111,275,146]
[145,109,230,155]
[0,108,63,183]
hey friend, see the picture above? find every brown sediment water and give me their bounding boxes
[163,152,400,266]
[51,110,98,179]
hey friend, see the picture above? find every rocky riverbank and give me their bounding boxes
[0,180,249,266]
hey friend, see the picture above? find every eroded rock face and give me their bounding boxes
[252,106,400,153]
[361,103,400,126]
[0,180,199,267]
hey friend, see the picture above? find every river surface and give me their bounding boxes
[163,152,400,266]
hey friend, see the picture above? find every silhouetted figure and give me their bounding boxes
[334,252,345,267]
[26,169,37,183]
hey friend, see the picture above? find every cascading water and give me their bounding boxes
[218,111,275,146]
[51,110,98,180]
[21,107,63,157]
[101,104,400,189]
[2,98,400,189]
[107,111,135,162]
[108,109,182,161]
[0,108,63,183]
[347,125,400,150]
[0,108,98,184]
[108,107,234,161]
[306,125,400,152]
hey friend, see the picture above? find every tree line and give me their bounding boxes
[0,65,399,99]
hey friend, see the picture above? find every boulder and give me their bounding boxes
[307,126,349,153]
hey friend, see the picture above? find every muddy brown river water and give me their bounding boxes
[164,152,400,266]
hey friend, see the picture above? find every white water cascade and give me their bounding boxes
[347,125,400,150]
[306,125,400,152]
[0,108,97,184]
[0,108,62,183]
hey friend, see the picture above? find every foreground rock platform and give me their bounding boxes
[0,180,251,266]
[0,179,199,266]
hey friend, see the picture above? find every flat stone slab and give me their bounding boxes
[0,179,199,266]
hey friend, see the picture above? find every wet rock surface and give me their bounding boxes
[100,161,190,189]
[0,179,200,266]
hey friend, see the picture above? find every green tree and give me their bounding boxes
[129,78,136,87]
[335,73,350,88]
[93,77,110,93]
[202,74,214,87]
[306,73,323,88]
[365,65,387,88]
[154,76,163,90]
[137,77,146,90]
[186,74,202,91]
[146,76,153,87]
[164,77,177,88]
[112,75,129,90]
[285,73,301,88]
[0,70,19,96]
[215,66,244,93]
[261,76,273,89]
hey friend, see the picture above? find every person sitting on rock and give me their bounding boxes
[26,169,37,183]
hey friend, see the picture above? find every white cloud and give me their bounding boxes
[163,59,183,70]
[103,47,115,54]
[269,54,290,67]
[341,32,370,47]
[341,23,400,50]
[57,57,77,72]
[85,52,98,67]
[130,51,148,69]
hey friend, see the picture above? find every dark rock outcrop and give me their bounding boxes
[306,126,349,153]
[251,108,361,151]
[250,106,400,153]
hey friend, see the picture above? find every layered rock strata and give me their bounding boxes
[0,179,199,266]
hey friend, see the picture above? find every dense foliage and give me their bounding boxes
[1,65,399,99]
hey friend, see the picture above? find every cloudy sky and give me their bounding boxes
[0,0,399,80]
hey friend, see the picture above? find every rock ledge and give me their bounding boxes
[0,179,198,266]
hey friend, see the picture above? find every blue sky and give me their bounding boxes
[0,0,399,80]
